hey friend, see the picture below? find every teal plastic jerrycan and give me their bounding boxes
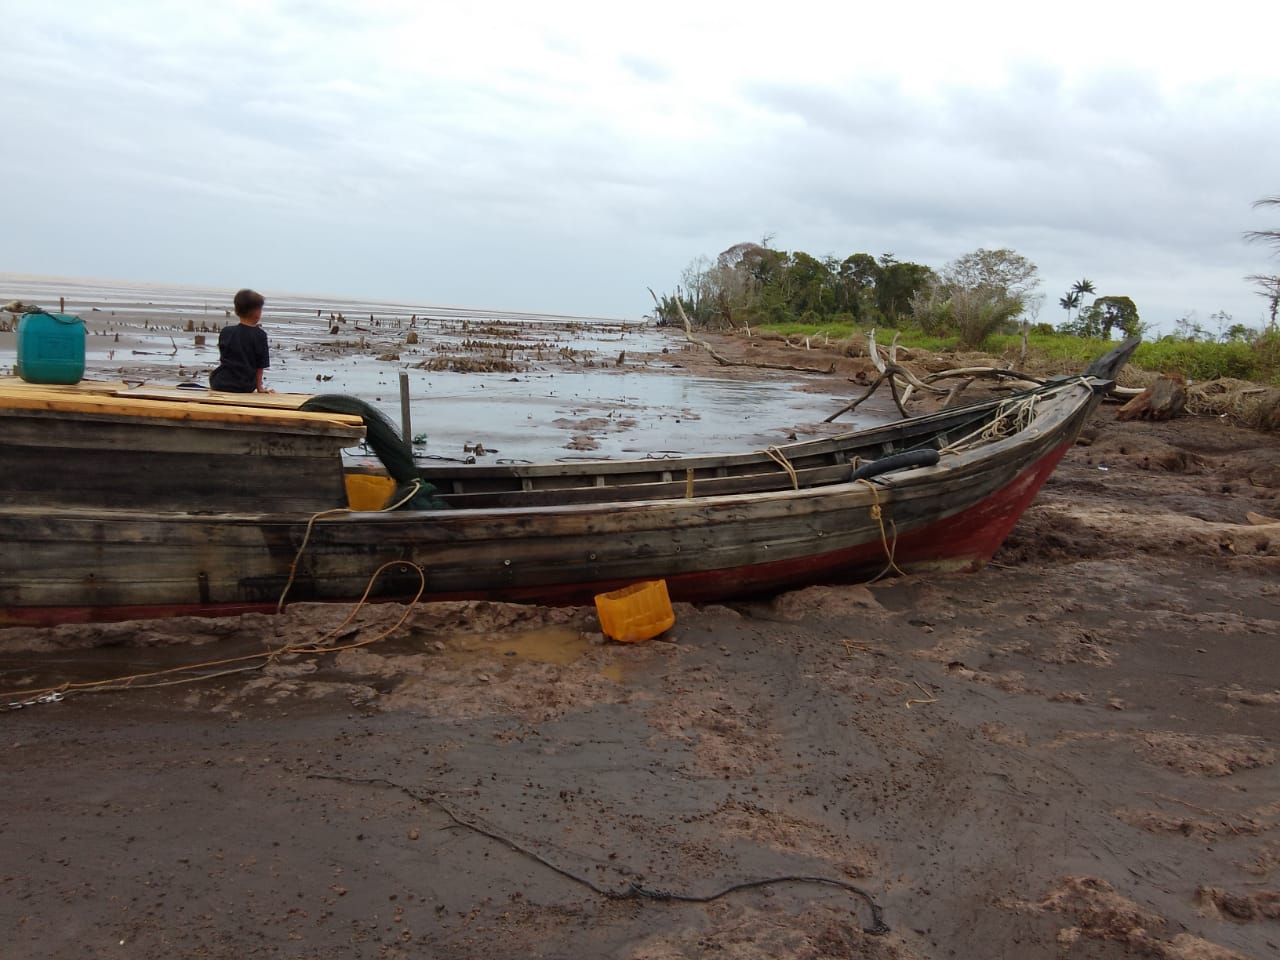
[16,310,87,384]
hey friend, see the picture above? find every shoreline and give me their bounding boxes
[2,280,900,463]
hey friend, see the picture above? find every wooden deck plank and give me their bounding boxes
[0,377,316,409]
[0,379,363,431]
[115,385,318,410]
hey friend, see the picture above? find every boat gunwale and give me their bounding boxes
[0,378,1096,523]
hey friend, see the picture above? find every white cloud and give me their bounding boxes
[1,0,1278,327]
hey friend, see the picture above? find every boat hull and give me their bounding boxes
[0,388,1088,625]
[1,437,1073,625]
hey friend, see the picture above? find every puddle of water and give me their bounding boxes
[407,624,629,684]
[428,624,595,667]
[329,368,854,463]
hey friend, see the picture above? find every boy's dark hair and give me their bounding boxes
[233,288,266,317]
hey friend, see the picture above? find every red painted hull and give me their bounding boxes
[2,439,1073,625]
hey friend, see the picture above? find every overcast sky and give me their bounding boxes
[3,1,1279,332]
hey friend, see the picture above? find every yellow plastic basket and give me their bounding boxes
[344,473,398,511]
[594,580,675,643]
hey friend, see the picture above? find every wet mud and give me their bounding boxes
[2,282,1279,957]
[4,400,1278,959]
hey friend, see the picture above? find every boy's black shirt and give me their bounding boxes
[210,323,269,392]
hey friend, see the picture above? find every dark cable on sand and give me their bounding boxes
[308,771,891,936]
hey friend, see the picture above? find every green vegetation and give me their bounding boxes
[1002,330,1280,383]
[656,241,1107,351]
[759,324,1280,384]
[1135,331,1280,383]
[1058,294,1142,339]
[653,242,941,334]
[656,203,1280,384]
[910,248,1039,349]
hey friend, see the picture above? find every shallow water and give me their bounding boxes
[433,624,596,667]
[1,273,894,462]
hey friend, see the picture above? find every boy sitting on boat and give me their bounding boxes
[210,288,274,393]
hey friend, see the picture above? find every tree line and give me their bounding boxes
[655,243,930,331]
[657,190,1280,350]
[653,241,1086,348]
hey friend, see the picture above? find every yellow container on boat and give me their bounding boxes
[595,580,675,642]
[344,473,398,511]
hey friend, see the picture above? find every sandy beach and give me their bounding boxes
[2,285,1278,958]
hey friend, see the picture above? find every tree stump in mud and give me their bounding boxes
[1117,375,1187,422]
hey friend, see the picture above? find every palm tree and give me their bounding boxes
[1246,196,1280,333]
[1071,278,1096,311]
[1059,290,1080,324]
[1244,196,1280,249]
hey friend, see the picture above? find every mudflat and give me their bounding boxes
[2,329,1278,959]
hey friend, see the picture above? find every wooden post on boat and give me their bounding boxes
[399,370,413,457]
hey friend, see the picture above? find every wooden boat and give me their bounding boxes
[0,341,1136,626]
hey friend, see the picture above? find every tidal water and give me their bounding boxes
[0,273,892,463]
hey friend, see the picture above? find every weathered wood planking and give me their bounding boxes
[1,383,1086,616]
[1,391,362,513]
[0,424,1071,616]
[0,378,363,431]
[0,372,1110,625]
[115,386,320,410]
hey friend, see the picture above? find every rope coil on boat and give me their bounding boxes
[939,391,1042,456]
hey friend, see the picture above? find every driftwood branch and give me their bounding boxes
[825,368,909,421]
[833,329,1056,420]
[921,367,1042,386]
[1108,385,1146,399]
[866,331,949,397]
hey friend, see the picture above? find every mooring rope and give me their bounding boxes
[276,478,423,613]
[761,445,800,490]
[939,391,1042,456]
[855,478,905,581]
[0,561,426,708]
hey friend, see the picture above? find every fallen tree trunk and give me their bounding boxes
[1116,375,1187,422]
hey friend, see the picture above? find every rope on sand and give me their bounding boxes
[276,479,425,613]
[0,561,426,709]
[307,771,892,936]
